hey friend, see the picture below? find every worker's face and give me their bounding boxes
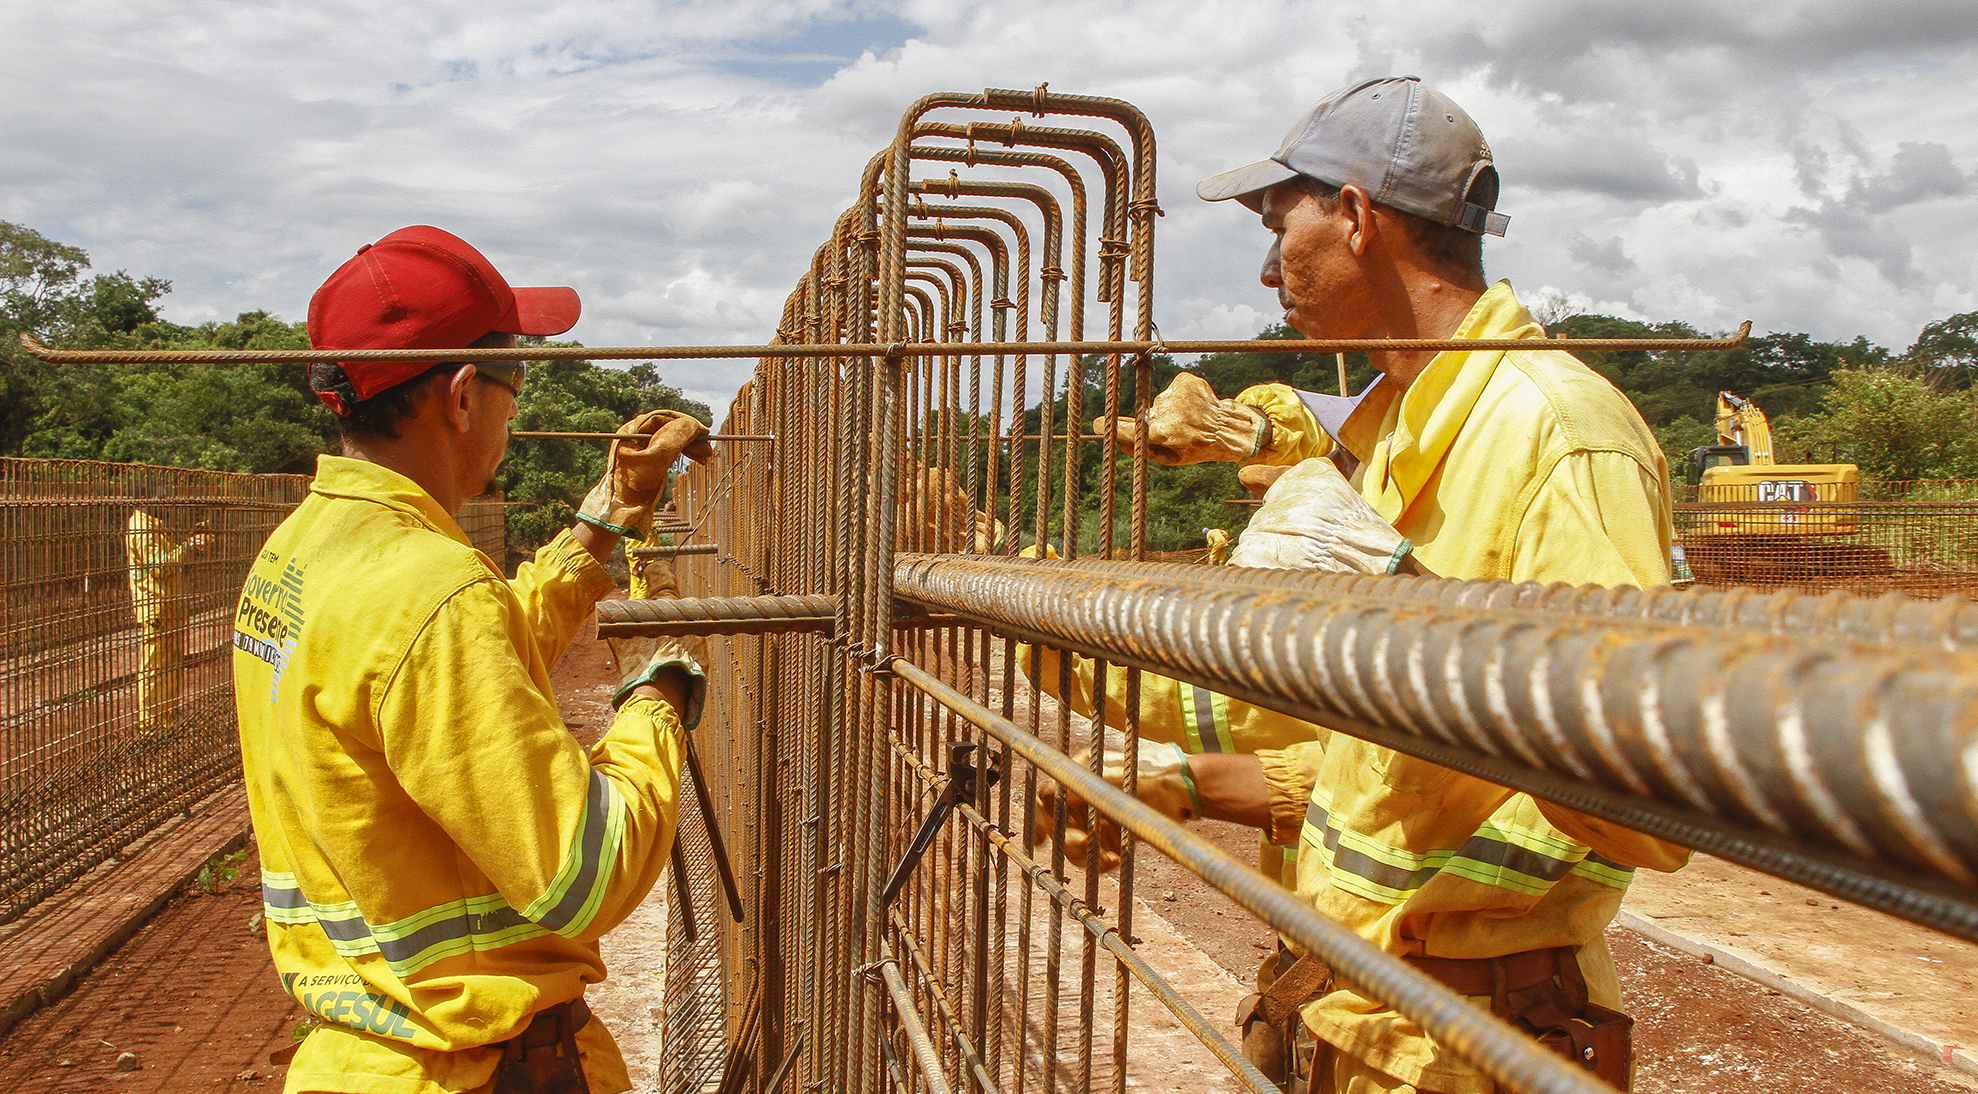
[463,367,517,495]
[1258,181,1368,338]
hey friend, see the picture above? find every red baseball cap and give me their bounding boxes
[307,225,581,413]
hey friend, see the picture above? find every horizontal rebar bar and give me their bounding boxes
[598,594,836,636]
[889,659,1612,1094]
[625,544,721,558]
[595,594,976,638]
[18,325,1753,364]
[509,432,774,442]
[889,555,1978,941]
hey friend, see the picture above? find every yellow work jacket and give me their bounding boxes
[233,456,684,1094]
[1271,283,1686,1093]
[127,509,194,623]
[1018,283,1688,1091]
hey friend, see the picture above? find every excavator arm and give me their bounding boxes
[1715,391,1775,466]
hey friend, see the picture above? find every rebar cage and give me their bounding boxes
[0,459,503,924]
[10,87,1978,1094]
[636,89,1978,1094]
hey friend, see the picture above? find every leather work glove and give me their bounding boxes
[604,554,708,726]
[576,409,715,538]
[1094,373,1269,466]
[1228,458,1413,574]
[1032,733,1200,872]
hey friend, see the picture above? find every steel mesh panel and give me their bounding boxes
[1,459,507,925]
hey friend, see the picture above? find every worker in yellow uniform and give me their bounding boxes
[1030,77,1689,1092]
[127,483,211,727]
[233,225,716,1094]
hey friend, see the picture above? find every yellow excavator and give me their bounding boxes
[1683,392,1883,583]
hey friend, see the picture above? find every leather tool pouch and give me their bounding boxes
[492,999,593,1094]
[1496,949,1633,1091]
[1236,949,1334,1093]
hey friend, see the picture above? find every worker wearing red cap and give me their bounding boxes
[233,226,712,1093]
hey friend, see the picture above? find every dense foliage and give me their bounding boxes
[7,219,1977,553]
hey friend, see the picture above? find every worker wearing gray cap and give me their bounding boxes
[1055,77,1689,1092]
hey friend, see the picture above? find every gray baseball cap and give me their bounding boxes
[1197,76,1509,236]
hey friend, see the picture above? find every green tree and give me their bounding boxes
[1908,311,1978,388]
[1,221,175,456]
[1771,366,1978,481]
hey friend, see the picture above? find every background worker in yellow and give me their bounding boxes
[127,482,212,728]
[232,225,716,1094]
[1031,77,1689,1092]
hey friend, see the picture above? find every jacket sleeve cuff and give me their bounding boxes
[541,528,618,603]
[1235,383,1335,466]
[1257,746,1320,845]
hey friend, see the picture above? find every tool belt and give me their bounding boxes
[1237,946,1631,1092]
[492,998,594,1094]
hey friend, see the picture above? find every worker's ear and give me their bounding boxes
[1337,183,1378,257]
[442,365,478,434]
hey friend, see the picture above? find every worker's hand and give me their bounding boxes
[576,409,714,538]
[187,533,216,552]
[604,553,707,724]
[1228,458,1412,574]
[1032,735,1199,872]
[1094,373,1269,466]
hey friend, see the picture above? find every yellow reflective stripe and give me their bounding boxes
[1298,797,1633,906]
[259,884,551,978]
[520,770,626,936]
[1178,686,1206,753]
[1178,685,1234,754]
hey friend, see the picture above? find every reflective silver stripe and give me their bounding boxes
[526,769,622,934]
[1190,685,1225,753]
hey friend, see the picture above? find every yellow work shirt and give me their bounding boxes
[1266,282,1686,1093]
[233,455,684,1094]
[127,508,194,623]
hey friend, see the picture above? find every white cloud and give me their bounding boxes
[4,0,1976,413]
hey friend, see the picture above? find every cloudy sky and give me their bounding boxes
[5,0,1975,412]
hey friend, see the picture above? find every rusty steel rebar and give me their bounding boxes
[18,328,1755,364]
[625,543,721,558]
[889,554,1978,940]
[889,659,1615,1094]
[628,85,1810,1094]
[509,431,774,442]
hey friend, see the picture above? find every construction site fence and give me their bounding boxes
[0,457,503,924]
[1674,496,1978,596]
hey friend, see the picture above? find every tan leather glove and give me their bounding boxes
[1032,734,1199,872]
[604,554,708,724]
[576,409,715,538]
[1228,458,1412,574]
[1094,373,1269,466]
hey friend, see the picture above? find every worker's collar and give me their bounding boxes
[308,455,475,549]
[1327,280,1537,464]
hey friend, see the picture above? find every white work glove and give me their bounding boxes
[1228,457,1413,574]
[604,554,708,725]
[1094,373,1269,466]
[576,409,715,538]
[1032,734,1201,872]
